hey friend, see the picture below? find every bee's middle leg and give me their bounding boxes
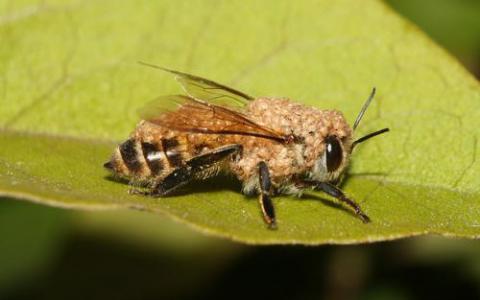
[148,144,242,197]
[257,161,277,229]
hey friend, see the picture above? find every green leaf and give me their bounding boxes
[1,0,479,244]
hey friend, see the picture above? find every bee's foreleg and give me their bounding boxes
[149,144,242,196]
[298,180,370,223]
[257,161,277,229]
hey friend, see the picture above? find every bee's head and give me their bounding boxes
[312,132,352,182]
[311,88,389,182]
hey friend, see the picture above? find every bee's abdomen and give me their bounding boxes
[117,136,189,179]
[161,138,184,167]
[119,138,142,173]
[140,142,164,175]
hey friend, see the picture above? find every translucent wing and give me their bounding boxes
[139,62,254,108]
[139,95,289,143]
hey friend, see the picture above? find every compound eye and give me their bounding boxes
[325,136,343,172]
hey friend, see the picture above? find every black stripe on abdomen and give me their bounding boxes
[119,138,141,173]
[141,142,164,176]
[161,138,183,167]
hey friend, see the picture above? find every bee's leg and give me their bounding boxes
[328,177,341,186]
[257,161,277,229]
[298,180,370,223]
[128,188,151,196]
[127,180,152,196]
[149,144,242,196]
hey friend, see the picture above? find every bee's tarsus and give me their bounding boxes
[358,211,371,224]
[128,188,150,196]
[267,221,278,230]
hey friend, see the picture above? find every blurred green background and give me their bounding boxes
[388,0,480,79]
[1,0,480,299]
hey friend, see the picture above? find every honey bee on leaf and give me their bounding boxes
[104,62,389,229]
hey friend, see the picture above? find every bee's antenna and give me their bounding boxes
[137,62,192,78]
[351,88,389,151]
[138,61,169,71]
[353,87,376,131]
[352,128,389,150]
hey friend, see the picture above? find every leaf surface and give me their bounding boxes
[1,0,479,244]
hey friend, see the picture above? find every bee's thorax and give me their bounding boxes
[232,97,353,186]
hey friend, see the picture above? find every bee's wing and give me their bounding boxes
[137,95,184,120]
[139,62,254,108]
[139,95,288,143]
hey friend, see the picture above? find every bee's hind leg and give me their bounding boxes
[257,161,277,230]
[149,144,243,197]
[128,188,152,196]
[128,180,154,196]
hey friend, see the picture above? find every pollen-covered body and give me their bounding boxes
[234,97,352,189]
[104,64,387,228]
[108,97,353,195]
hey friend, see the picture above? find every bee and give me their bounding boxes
[104,62,389,229]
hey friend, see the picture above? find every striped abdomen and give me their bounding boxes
[104,136,189,181]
